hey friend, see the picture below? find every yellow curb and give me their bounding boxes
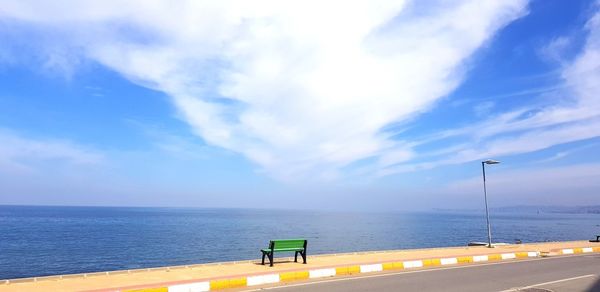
[515,252,528,258]
[423,258,441,266]
[335,265,361,275]
[335,266,350,275]
[348,265,361,274]
[488,254,502,261]
[280,271,309,282]
[228,277,248,288]
[210,279,229,290]
[573,248,583,254]
[279,271,296,282]
[297,271,310,280]
[393,261,405,269]
[457,256,472,263]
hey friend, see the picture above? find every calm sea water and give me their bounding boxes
[1,205,599,280]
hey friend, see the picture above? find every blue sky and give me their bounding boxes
[1,0,599,210]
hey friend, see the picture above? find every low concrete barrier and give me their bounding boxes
[557,246,600,255]
[4,244,599,291]
[119,250,552,292]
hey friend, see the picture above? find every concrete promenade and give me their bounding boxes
[1,241,599,291]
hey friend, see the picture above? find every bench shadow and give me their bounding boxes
[253,259,302,266]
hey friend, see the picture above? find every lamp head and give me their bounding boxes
[483,159,501,165]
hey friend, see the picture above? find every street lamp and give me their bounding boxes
[482,159,500,248]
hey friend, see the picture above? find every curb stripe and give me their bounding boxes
[440,258,458,265]
[279,271,309,282]
[308,268,336,278]
[168,281,210,292]
[501,253,516,260]
[515,252,528,258]
[403,260,423,269]
[423,259,440,266]
[582,247,593,253]
[246,274,279,286]
[359,264,383,273]
[457,256,472,264]
[381,262,395,270]
[562,248,574,254]
[473,255,488,262]
[334,265,361,275]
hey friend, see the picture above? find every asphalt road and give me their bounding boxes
[247,254,600,292]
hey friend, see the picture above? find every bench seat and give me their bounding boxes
[261,239,307,267]
[261,247,304,252]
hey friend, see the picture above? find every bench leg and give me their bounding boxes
[294,251,298,262]
[301,250,307,264]
[269,252,274,267]
[261,252,266,265]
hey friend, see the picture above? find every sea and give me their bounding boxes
[0,205,598,280]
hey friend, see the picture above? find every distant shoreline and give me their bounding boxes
[436,205,600,215]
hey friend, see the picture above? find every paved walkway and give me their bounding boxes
[1,241,598,291]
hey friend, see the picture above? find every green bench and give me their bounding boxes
[261,239,307,267]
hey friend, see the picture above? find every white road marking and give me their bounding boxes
[498,274,597,292]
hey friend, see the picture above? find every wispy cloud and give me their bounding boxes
[534,142,600,164]
[0,0,529,181]
[0,129,104,174]
[380,4,600,176]
[538,36,572,63]
[125,119,215,160]
[446,163,600,205]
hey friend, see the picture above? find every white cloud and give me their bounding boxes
[0,129,104,174]
[473,101,495,117]
[446,163,600,205]
[380,4,600,176]
[538,36,572,63]
[0,0,529,181]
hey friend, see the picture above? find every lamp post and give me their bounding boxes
[482,159,500,248]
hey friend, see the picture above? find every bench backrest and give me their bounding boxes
[269,239,307,250]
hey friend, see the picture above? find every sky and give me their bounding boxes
[0,0,599,211]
